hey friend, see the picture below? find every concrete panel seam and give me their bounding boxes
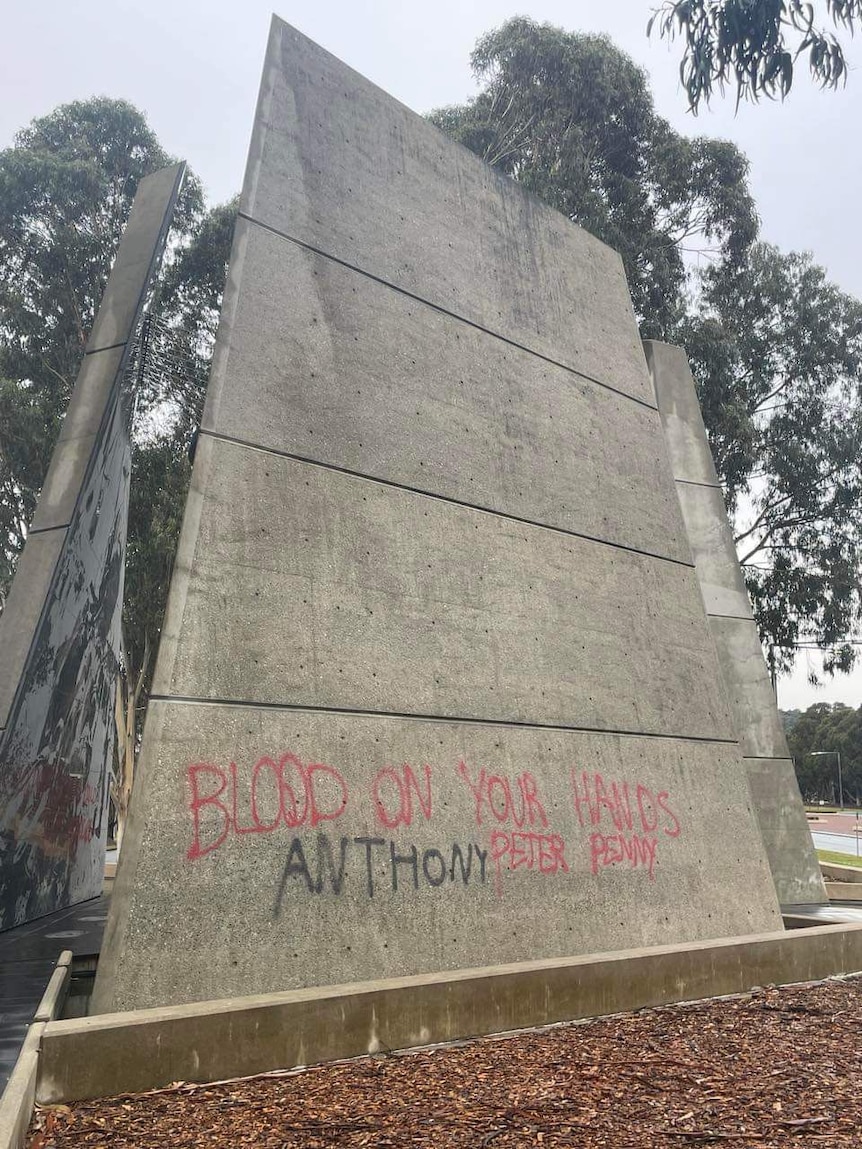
[26,523,71,537]
[675,478,723,490]
[198,427,695,571]
[743,755,796,763]
[83,339,128,357]
[146,693,742,745]
[237,211,660,416]
[706,612,755,623]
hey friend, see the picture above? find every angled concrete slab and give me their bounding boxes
[203,218,688,560]
[94,21,783,1012]
[153,436,731,738]
[30,347,126,533]
[648,341,721,487]
[242,21,652,403]
[644,339,825,906]
[673,482,754,620]
[96,700,778,1011]
[0,164,185,930]
[709,615,795,760]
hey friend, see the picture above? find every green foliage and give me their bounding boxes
[0,376,53,608]
[433,18,860,678]
[683,244,862,675]
[787,702,862,802]
[123,441,191,681]
[150,197,238,443]
[429,17,757,337]
[649,0,862,111]
[782,707,803,735]
[816,847,862,867]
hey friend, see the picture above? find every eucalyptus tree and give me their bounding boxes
[683,243,862,677]
[649,0,862,111]
[430,17,757,338]
[435,19,862,680]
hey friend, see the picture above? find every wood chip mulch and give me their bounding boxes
[27,978,862,1148]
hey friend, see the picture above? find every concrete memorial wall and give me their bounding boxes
[0,165,185,930]
[645,341,825,906]
[93,19,784,1013]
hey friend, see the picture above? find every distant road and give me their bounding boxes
[811,830,862,857]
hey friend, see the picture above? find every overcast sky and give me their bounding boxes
[3,0,860,711]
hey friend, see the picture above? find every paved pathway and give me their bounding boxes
[0,896,108,1094]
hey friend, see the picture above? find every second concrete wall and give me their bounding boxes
[645,340,825,906]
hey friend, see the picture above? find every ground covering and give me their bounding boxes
[27,978,862,1148]
[816,847,862,868]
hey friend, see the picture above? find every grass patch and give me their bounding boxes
[817,848,862,868]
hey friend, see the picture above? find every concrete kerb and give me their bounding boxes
[0,952,71,1149]
[821,862,862,884]
[35,922,862,1105]
[33,951,72,1024]
[0,1026,44,1149]
[825,884,862,901]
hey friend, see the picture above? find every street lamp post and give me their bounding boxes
[811,750,844,810]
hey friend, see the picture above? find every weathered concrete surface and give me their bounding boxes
[672,482,753,620]
[46,924,862,1103]
[647,343,721,487]
[242,23,650,403]
[153,436,731,739]
[0,164,185,931]
[95,22,783,1012]
[645,340,825,906]
[825,883,862,900]
[30,347,126,533]
[203,218,687,561]
[745,757,826,903]
[94,701,779,1011]
[708,617,794,760]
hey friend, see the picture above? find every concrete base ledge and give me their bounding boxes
[38,923,862,1104]
[826,882,862,901]
[33,951,72,1024]
[821,862,862,883]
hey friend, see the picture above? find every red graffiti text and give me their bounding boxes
[372,763,433,829]
[186,754,348,860]
[456,761,549,829]
[571,770,681,880]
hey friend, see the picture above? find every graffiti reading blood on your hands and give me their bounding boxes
[184,754,682,902]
